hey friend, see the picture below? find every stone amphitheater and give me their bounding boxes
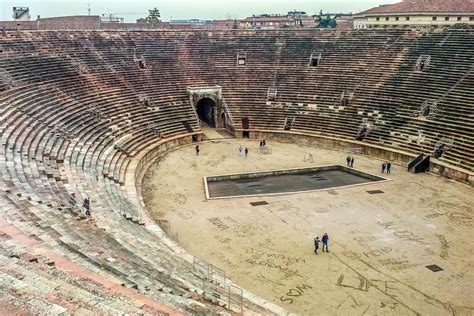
[0,29,473,315]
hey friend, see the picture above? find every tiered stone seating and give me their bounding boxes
[123,29,474,173]
[0,28,472,313]
[0,31,281,313]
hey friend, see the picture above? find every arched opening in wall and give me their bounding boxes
[196,98,216,127]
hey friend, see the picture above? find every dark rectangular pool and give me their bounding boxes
[205,165,388,199]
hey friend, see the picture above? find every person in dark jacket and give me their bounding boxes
[82,197,91,217]
[314,237,320,254]
[322,233,329,252]
[387,162,392,174]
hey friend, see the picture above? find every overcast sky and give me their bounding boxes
[1,0,398,22]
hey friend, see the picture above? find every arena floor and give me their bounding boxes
[141,139,474,315]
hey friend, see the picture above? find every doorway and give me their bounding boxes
[196,98,216,126]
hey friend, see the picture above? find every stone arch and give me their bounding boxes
[188,86,228,128]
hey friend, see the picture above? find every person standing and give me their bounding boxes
[314,237,320,255]
[195,145,200,156]
[262,139,266,147]
[245,147,249,157]
[346,155,351,167]
[350,157,354,168]
[239,145,243,156]
[387,162,392,174]
[82,197,91,217]
[381,162,386,173]
[322,233,329,252]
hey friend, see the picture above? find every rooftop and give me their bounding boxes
[356,0,474,16]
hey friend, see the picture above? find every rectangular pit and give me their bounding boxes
[204,165,389,199]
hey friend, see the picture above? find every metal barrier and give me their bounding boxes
[192,257,243,313]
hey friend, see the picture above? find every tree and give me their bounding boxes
[145,7,161,24]
[315,15,337,28]
[232,18,238,29]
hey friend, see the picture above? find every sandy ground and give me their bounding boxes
[141,139,474,315]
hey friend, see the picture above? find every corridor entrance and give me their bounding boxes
[196,98,216,126]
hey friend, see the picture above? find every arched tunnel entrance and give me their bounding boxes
[196,98,216,126]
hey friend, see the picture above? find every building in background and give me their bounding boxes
[335,15,354,29]
[238,11,324,29]
[1,8,351,31]
[239,14,297,29]
[12,7,31,21]
[353,0,474,29]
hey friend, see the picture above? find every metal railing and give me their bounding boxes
[192,257,243,313]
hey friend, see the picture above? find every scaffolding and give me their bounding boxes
[356,120,372,140]
[284,116,295,130]
[192,257,243,313]
[0,68,14,90]
[415,55,431,71]
[267,87,277,101]
[416,99,438,117]
[70,58,88,74]
[340,91,354,106]
[432,137,454,158]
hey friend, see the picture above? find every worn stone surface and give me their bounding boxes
[143,139,474,315]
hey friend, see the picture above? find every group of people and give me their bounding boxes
[197,139,268,158]
[314,233,329,254]
[381,162,392,174]
[239,145,249,157]
[258,139,269,154]
[346,155,355,168]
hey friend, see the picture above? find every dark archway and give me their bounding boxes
[196,98,216,126]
